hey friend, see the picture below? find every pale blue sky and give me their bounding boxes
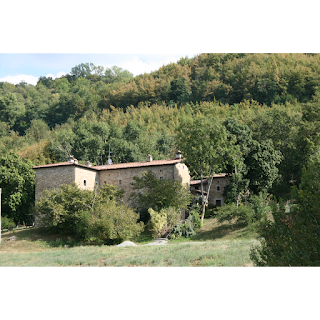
[0,54,198,85]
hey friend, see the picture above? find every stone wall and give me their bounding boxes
[99,164,178,204]
[74,166,99,191]
[208,176,229,206]
[173,162,190,185]
[34,162,191,206]
[35,166,75,202]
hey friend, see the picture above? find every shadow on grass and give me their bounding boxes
[192,221,249,241]
[1,227,88,248]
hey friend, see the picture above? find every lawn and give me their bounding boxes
[0,218,259,267]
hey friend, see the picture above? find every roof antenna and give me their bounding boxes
[108,143,113,165]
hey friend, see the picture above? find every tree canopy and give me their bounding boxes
[1,53,319,231]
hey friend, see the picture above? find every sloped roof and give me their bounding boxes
[190,174,228,185]
[33,158,182,171]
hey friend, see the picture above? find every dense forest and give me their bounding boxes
[2,53,320,225]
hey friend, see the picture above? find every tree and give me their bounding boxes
[104,66,133,84]
[169,77,192,104]
[0,152,35,224]
[25,119,51,143]
[0,92,26,131]
[35,183,143,244]
[250,151,320,266]
[130,170,192,213]
[245,140,282,194]
[70,63,92,78]
[177,116,238,221]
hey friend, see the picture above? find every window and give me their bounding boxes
[84,180,87,187]
[217,186,220,192]
[119,180,122,186]
[160,169,162,172]
[216,199,222,206]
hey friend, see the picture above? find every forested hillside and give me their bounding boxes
[2,53,320,223]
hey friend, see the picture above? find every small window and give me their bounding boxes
[217,180,220,183]
[84,180,87,187]
[119,180,122,186]
[217,186,220,191]
[160,169,162,172]
[104,181,107,184]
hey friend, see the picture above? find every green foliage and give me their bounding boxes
[245,140,282,194]
[186,204,203,229]
[216,193,270,228]
[250,153,320,266]
[178,116,238,178]
[0,152,35,224]
[2,55,320,235]
[0,92,26,132]
[170,220,196,239]
[34,183,143,244]
[169,205,202,239]
[130,170,192,212]
[1,215,15,230]
[147,208,168,238]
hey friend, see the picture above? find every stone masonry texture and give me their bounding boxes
[34,160,190,206]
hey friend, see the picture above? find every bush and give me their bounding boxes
[186,205,203,229]
[250,154,320,266]
[216,203,253,225]
[147,207,182,238]
[147,208,167,238]
[1,215,15,230]
[34,183,144,244]
[168,205,202,239]
[84,202,144,244]
[216,193,270,228]
[170,221,196,239]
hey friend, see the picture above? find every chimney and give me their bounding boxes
[147,154,153,162]
[176,150,182,160]
[68,155,78,164]
[68,155,75,163]
[85,161,92,167]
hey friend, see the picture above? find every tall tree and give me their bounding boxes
[177,116,238,221]
[0,152,35,224]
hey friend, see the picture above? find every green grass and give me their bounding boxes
[0,218,259,267]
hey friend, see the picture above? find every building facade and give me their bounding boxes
[190,174,229,206]
[33,152,190,205]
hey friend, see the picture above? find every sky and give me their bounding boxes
[0,53,198,85]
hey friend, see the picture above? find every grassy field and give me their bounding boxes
[0,218,259,267]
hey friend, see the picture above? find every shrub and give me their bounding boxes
[216,203,253,225]
[147,207,182,238]
[147,208,167,238]
[1,215,15,230]
[250,154,320,266]
[130,170,192,211]
[170,221,196,238]
[216,193,270,228]
[85,202,144,244]
[34,183,144,244]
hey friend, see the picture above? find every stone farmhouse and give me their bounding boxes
[33,150,229,208]
[190,174,229,207]
[33,151,191,206]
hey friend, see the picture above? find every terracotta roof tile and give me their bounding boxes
[33,159,183,170]
[190,174,228,185]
